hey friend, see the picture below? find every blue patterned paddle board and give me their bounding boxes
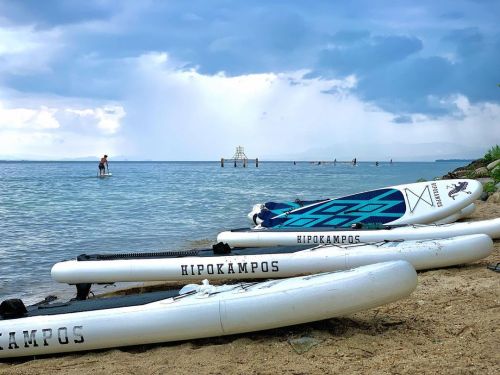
[258,188,406,228]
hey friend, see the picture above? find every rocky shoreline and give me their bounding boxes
[442,156,500,203]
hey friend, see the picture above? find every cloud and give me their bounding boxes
[0,96,126,159]
[0,1,498,160]
[1,51,498,161]
[0,25,63,74]
[110,53,499,161]
[0,0,116,28]
[319,34,423,75]
[65,105,125,134]
[442,27,484,58]
[0,103,59,130]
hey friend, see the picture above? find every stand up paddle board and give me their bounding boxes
[1,261,417,358]
[249,179,482,228]
[50,235,492,284]
[432,203,476,224]
[217,218,500,247]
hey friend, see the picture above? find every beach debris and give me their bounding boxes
[487,262,500,273]
[288,336,320,354]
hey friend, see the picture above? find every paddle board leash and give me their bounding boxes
[487,262,500,273]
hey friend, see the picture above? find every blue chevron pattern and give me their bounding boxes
[263,199,325,215]
[259,188,406,228]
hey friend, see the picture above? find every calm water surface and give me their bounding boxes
[0,160,464,303]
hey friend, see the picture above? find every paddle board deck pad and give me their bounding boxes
[97,173,112,178]
[50,235,492,284]
[1,261,417,358]
[217,218,500,247]
[249,179,481,228]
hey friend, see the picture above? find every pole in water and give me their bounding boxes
[256,158,259,168]
[221,158,224,167]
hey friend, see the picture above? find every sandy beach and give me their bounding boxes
[1,200,498,375]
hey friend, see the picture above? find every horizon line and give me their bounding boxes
[0,159,475,163]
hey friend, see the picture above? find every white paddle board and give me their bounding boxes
[1,261,417,358]
[217,218,500,247]
[51,235,492,284]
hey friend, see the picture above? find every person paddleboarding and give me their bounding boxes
[98,154,109,176]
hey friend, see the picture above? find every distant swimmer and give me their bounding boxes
[375,161,379,166]
[99,155,108,176]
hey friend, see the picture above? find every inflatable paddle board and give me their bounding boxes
[249,179,482,228]
[217,218,500,247]
[432,203,476,224]
[97,173,112,178]
[50,235,492,284]
[0,261,417,358]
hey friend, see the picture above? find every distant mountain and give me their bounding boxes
[0,155,132,161]
[262,142,485,162]
[435,159,474,162]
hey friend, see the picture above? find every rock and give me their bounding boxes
[487,192,500,203]
[480,192,490,201]
[496,182,500,191]
[487,159,500,170]
[474,167,489,178]
[441,172,457,180]
[451,159,485,172]
[288,336,320,354]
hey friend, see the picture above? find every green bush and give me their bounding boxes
[492,166,500,183]
[483,181,497,193]
[484,145,500,163]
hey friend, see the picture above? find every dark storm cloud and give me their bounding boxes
[0,0,499,116]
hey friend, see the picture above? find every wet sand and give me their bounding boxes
[1,201,499,375]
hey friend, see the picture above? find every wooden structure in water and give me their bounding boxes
[221,146,258,167]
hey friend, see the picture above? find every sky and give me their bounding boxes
[0,0,499,161]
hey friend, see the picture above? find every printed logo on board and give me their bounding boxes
[431,183,443,207]
[296,235,361,245]
[181,261,279,276]
[0,326,84,351]
[446,181,471,200]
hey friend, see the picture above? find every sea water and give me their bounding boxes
[0,160,465,303]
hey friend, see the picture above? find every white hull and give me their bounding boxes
[51,235,492,284]
[217,218,500,247]
[432,203,475,224]
[1,261,417,358]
